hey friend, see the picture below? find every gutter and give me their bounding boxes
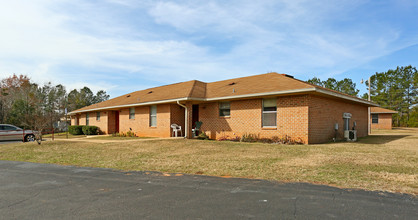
[371,112,398,114]
[176,100,188,138]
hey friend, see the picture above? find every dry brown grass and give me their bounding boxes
[1,128,417,194]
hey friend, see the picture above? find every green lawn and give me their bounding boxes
[86,136,154,140]
[42,132,86,139]
[1,128,417,195]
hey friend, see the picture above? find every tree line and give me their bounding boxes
[307,65,418,127]
[0,74,109,131]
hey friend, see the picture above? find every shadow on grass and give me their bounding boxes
[358,135,410,144]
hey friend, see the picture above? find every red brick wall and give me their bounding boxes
[118,104,171,137]
[85,111,109,134]
[308,95,368,144]
[170,104,185,137]
[70,116,78,125]
[78,113,87,126]
[199,96,309,143]
[371,113,393,129]
[72,94,369,143]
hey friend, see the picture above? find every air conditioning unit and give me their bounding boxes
[344,130,357,142]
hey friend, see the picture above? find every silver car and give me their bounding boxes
[0,124,38,142]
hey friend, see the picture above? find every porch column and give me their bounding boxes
[186,102,194,139]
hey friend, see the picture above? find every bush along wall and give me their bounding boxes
[68,125,83,135]
[82,126,99,135]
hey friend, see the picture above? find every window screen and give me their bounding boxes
[96,112,100,121]
[86,113,89,126]
[372,114,378,124]
[219,102,231,117]
[129,107,135,119]
[262,98,277,127]
[150,105,157,127]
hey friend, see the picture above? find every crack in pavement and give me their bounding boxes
[4,191,41,209]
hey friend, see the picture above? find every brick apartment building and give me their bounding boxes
[69,72,378,144]
[370,107,397,130]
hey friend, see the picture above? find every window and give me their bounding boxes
[129,107,135,119]
[86,113,89,126]
[262,98,277,127]
[219,102,231,117]
[150,105,157,127]
[96,112,100,121]
[372,114,378,124]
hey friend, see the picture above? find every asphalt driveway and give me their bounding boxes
[0,161,416,219]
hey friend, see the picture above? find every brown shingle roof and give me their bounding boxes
[371,107,398,114]
[205,72,313,98]
[73,80,198,112]
[70,72,377,114]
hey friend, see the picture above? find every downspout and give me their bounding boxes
[176,100,187,138]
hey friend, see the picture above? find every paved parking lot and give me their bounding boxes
[0,161,416,219]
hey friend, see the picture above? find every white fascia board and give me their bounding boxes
[68,97,194,115]
[371,112,397,114]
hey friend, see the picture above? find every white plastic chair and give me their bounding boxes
[171,124,182,137]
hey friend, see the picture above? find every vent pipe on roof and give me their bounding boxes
[282,74,294,78]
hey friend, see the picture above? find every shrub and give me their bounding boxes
[82,126,99,135]
[218,135,241,142]
[230,136,241,142]
[216,133,304,145]
[126,130,136,137]
[197,132,209,140]
[112,131,137,137]
[68,125,83,135]
[240,133,259,142]
[259,138,273,144]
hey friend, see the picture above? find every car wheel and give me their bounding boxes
[25,134,35,142]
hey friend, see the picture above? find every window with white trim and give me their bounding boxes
[262,98,277,127]
[219,102,231,117]
[129,107,135,119]
[150,105,157,127]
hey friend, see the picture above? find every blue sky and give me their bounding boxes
[0,0,417,97]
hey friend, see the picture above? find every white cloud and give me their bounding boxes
[0,0,416,97]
